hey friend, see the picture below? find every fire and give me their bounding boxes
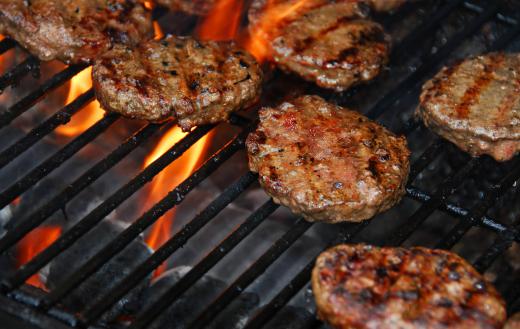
[55,67,105,137]
[143,126,211,277]
[143,1,154,10]
[244,0,309,62]
[197,0,244,41]
[153,21,164,40]
[17,226,62,290]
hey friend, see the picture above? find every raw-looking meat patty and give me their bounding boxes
[417,52,520,162]
[246,95,410,223]
[0,0,153,64]
[93,35,263,131]
[248,0,390,91]
[312,244,507,329]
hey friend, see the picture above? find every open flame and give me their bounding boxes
[55,67,105,137]
[143,127,211,277]
[197,0,244,41]
[17,226,62,290]
[244,0,310,62]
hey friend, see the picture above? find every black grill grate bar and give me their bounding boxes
[473,232,515,273]
[0,124,162,290]
[38,128,246,311]
[507,290,520,314]
[408,138,446,182]
[389,0,466,63]
[0,124,213,292]
[129,200,280,329]
[0,89,94,169]
[0,113,119,210]
[81,172,258,325]
[0,64,87,129]
[188,218,314,329]
[243,222,370,329]
[436,159,520,249]
[405,186,518,240]
[0,38,16,55]
[0,56,40,91]
[387,158,481,246]
[365,3,499,119]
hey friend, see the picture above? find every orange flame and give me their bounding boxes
[55,67,105,137]
[17,226,62,290]
[143,127,211,277]
[153,21,164,40]
[197,0,244,41]
[143,1,154,10]
[244,0,309,62]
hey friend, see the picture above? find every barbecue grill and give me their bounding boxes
[0,0,519,328]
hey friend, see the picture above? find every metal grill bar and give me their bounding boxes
[473,233,515,273]
[366,3,500,119]
[0,56,39,91]
[243,222,369,329]
[0,113,118,210]
[38,128,247,310]
[129,200,280,329]
[0,64,87,129]
[387,158,481,246]
[188,218,313,329]
[0,89,94,169]
[0,124,213,291]
[0,38,16,55]
[81,172,258,325]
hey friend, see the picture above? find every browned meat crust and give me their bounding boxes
[93,35,263,131]
[155,0,216,15]
[248,0,390,91]
[312,244,507,329]
[417,52,520,162]
[505,313,520,329]
[366,0,407,12]
[0,0,153,64]
[246,95,410,223]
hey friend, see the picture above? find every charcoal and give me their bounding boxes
[143,266,259,329]
[46,220,152,323]
[263,306,315,329]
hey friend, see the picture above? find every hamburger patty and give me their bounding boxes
[417,52,520,162]
[249,1,390,91]
[366,0,407,12]
[312,244,507,329]
[93,35,263,131]
[505,313,520,329]
[0,0,152,64]
[155,0,216,15]
[246,95,410,223]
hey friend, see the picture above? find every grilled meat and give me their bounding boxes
[0,0,152,64]
[93,35,262,131]
[155,0,216,15]
[249,1,390,91]
[418,52,520,162]
[366,0,407,12]
[312,244,507,329]
[246,95,410,223]
[505,313,520,329]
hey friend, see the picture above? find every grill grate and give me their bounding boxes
[0,1,519,328]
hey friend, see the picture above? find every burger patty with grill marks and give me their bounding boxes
[417,52,520,162]
[312,244,507,329]
[249,1,390,91]
[93,35,263,131]
[0,0,153,64]
[246,95,410,223]
[155,0,216,15]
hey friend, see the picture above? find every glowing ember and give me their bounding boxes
[143,126,211,277]
[197,0,244,41]
[245,0,310,62]
[153,21,165,40]
[17,226,62,290]
[55,67,105,137]
[143,1,154,10]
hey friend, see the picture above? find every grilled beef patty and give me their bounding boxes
[249,1,390,91]
[246,95,410,223]
[155,0,216,15]
[93,35,262,131]
[417,52,520,162]
[0,0,152,64]
[366,0,407,12]
[312,244,507,329]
